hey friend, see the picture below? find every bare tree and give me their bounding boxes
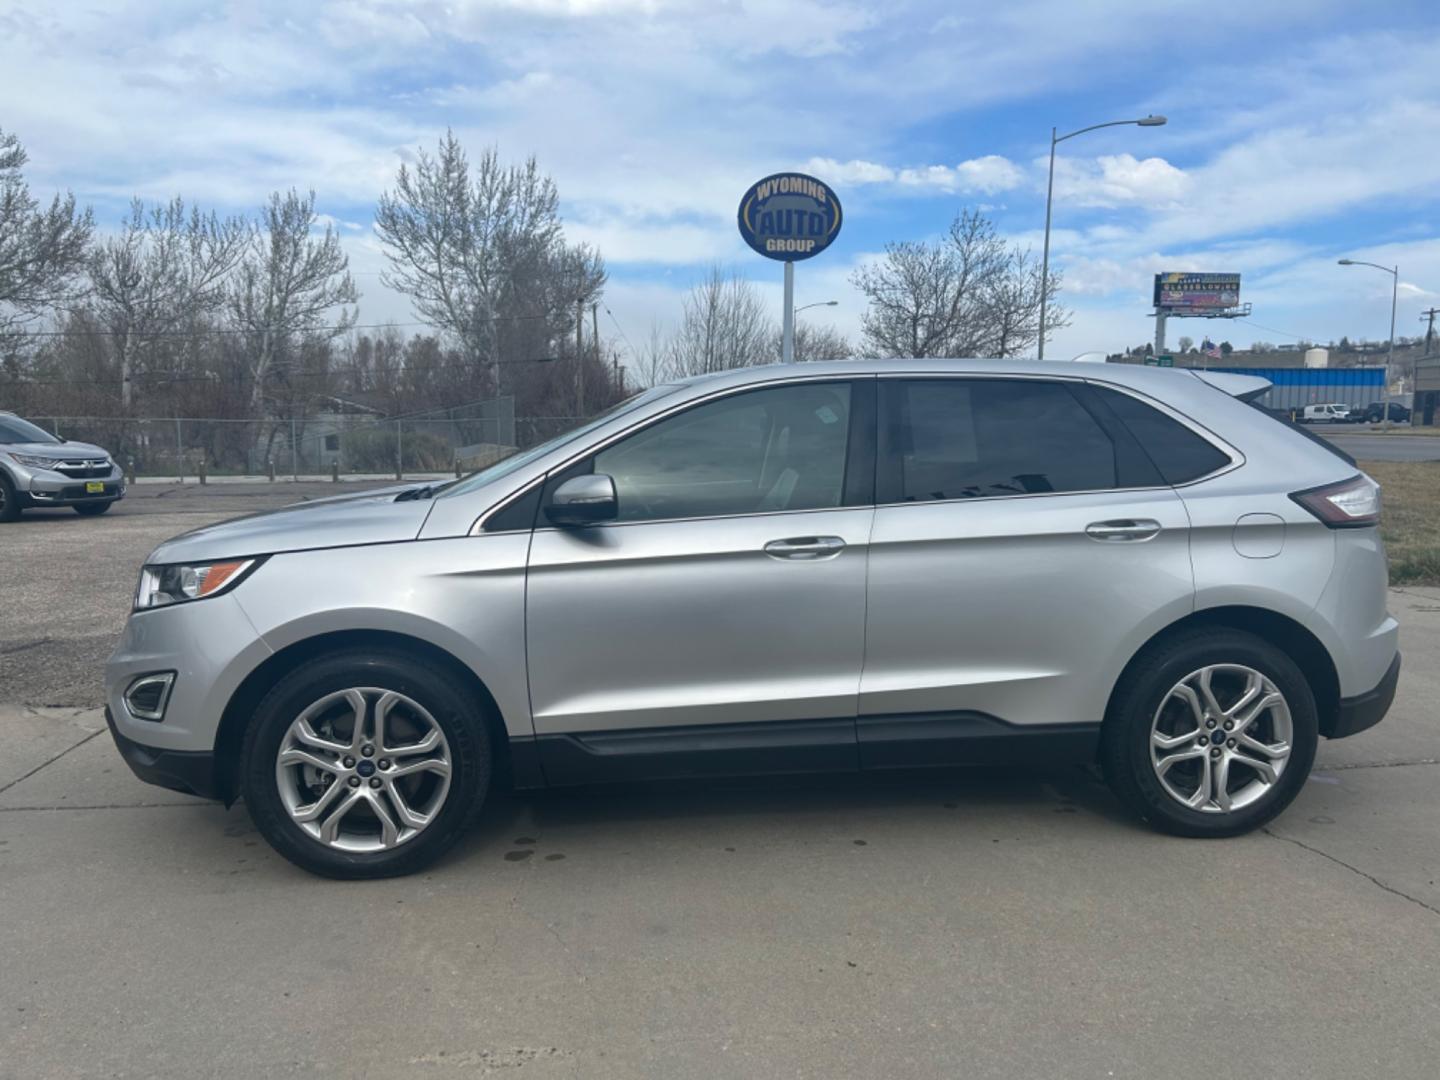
[87,198,247,407]
[770,321,854,363]
[851,207,1066,358]
[983,246,1062,358]
[226,189,357,415]
[1177,335,1194,354]
[0,128,93,337]
[665,265,773,377]
[631,322,677,387]
[374,132,603,394]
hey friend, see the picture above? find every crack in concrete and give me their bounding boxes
[1264,828,1440,918]
[0,801,201,812]
[1316,758,1440,771]
[0,728,104,796]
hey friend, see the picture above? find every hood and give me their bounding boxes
[4,440,111,462]
[148,484,436,564]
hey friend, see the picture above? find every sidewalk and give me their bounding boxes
[129,471,454,485]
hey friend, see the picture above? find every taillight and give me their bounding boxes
[1291,475,1381,528]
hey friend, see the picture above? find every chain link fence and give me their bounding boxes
[25,398,587,481]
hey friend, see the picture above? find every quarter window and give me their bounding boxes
[591,382,854,522]
[1095,387,1231,484]
[879,379,1119,502]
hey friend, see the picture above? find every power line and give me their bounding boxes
[1233,318,1311,342]
[602,304,639,360]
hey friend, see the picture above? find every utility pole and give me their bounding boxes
[591,302,600,395]
[576,298,585,418]
[1421,307,1439,356]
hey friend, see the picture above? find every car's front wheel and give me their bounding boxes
[1101,629,1318,837]
[0,472,20,522]
[241,649,491,878]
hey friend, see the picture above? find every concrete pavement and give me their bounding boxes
[1319,431,1440,462]
[2,590,1437,1079]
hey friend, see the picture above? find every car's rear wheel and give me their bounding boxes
[74,501,112,516]
[241,649,491,878]
[0,473,20,522]
[1101,629,1318,837]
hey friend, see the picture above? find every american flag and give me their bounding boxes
[1201,338,1221,359]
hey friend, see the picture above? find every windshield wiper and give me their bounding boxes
[394,484,437,502]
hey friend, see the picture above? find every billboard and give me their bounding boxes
[1153,272,1241,311]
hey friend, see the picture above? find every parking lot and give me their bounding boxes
[2,483,1439,1078]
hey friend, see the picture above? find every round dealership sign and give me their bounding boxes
[737,172,842,262]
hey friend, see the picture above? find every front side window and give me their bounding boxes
[879,378,1119,502]
[591,382,854,522]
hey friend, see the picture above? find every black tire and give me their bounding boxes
[1101,628,1318,838]
[73,501,112,516]
[241,649,492,878]
[0,472,21,522]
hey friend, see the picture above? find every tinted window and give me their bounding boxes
[592,382,852,522]
[1096,388,1231,484]
[880,379,1117,501]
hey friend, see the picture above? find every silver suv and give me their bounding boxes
[105,360,1400,878]
[0,411,125,521]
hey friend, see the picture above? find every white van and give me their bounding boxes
[1301,403,1351,424]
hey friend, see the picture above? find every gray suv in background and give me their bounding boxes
[104,359,1400,878]
[0,411,125,521]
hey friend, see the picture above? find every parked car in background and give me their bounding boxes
[1300,403,1352,424]
[0,411,126,522]
[105,360,1399,878]
[1363,401,1411,424]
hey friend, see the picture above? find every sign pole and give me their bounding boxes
[737,172,842,366]
[1154,310,1166,359]
[782,262,795,364]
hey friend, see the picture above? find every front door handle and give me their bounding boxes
[764,536,847,560]
[1086,519,1162,542]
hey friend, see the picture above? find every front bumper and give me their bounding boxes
[18,465,126,506]
[106,707,221,799]
[1326,652,1401,739]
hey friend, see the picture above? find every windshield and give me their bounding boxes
[0,415,61,445]
[436,384,679,499]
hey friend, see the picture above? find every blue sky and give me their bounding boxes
[5,0,1440,363]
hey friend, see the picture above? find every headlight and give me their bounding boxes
[134,559,261,610]
[10,452,64,469]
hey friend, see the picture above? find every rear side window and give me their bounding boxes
[878,379,1119,501]
[1094,387,1231,484]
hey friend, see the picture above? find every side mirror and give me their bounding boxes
[546,473,618,527]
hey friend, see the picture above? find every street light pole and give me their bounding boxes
[1338,259,1399,430]
[787,300,839,362]
[1038,114,1167,361]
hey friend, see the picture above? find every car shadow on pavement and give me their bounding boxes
[441,764,1140,869]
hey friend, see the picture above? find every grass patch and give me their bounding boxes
[1361,460,1440,585]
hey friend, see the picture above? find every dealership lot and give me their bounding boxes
[2,484,1439,1078]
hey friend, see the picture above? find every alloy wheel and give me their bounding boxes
[274,687,453,853]
[1149,664,1293,814]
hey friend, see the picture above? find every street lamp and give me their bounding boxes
[1338,258,1399,430]
[796,300,839,315]
[1038,114,1167,360]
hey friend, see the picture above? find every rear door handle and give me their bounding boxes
[764,536,847,560]
[1086,519,1162,542]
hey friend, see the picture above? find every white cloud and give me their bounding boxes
[1051,154,1190,208]
[803,154,1025,194]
